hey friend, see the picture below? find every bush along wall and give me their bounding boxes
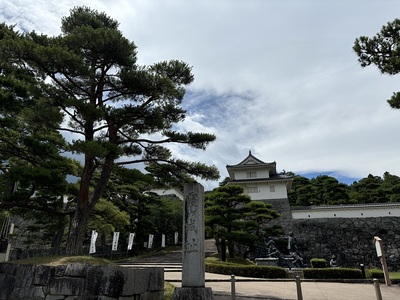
[310,258,327,268]
[303,268,363,280]
[205,263,287,279]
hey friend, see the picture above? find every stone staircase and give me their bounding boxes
[117,239,217,269]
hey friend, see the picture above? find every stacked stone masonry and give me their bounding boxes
[290,217,400,271]
[0,263,164,300]
[260,196,400,271]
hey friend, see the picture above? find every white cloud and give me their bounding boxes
[3,0,400,190]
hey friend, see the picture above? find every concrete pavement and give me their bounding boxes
[119,240,399,300]
[120,262,399,300]
[167,270,399,300]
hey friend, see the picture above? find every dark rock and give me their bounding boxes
[10,286,45,300]
[64,263,89,278]
[33,265,53,286]
[0,272,15,299]
[14,265,35,288]
[49,277,85,296]
[85,266,106,296]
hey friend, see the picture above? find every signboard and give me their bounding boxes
[174,231,179,244]
[127,233,135,250]
[112,232,120,251]
[374,237,382,257]
[373,236,391,286]
[148,234,154,249]
[89,230,98,254]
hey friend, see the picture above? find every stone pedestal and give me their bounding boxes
[255,257,278,266]
[182,183,205,287]
[172,287,213,300]
[173,183,214,300]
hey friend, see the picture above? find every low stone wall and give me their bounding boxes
[291,217,400,271]
[0,263,164,300]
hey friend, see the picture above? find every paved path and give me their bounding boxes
[119,240,400,300]
[179,279,400,300]
[119,262,399,300]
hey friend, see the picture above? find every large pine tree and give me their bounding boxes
[0,7,219,254]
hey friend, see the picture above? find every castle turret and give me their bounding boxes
[226,151,293,232]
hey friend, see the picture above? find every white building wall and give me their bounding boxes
[292,205,400,219]
[150,188,184,200]
[233,169,270,180]
[242,182,288,200]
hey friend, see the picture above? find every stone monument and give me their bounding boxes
[172,183,214,300]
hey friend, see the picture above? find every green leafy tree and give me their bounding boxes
[146,197,183,247]
[289,174,350,206]
[311,175,349,205]
[354,18,400,109]
[205,185,279,261]
[288,175,315,206]
[205,185,251,261]
[239,201,280,258]
[349,174,385,203]
[0,7,219,254]
[0,24,77,217]
[88,198,130,246]
[381,172,400,202]
[101,166,182,249]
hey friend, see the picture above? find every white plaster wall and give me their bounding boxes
[233,169,270,180]
[150,188,184,200]
[292,206,400,219]
[242,182,288,200]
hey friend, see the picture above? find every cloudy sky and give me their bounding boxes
[2,0,400,190]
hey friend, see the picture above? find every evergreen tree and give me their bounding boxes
[0,7,219,254]
[0,23,77,217]
[354,18,400,109]
[311,175,349,205]
[205,185,279,261]
[205,185,251,261]
[381,172,400,202]
[288,175,315,206]
[349,174,385,203]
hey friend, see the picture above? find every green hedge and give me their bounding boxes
[310,258,327,268]
[366,269,384,279]
[205,263,287,279]
[303,268,363,279]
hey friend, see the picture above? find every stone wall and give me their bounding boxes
[258,198,400,271]
[290,217,400,271]
[0,263,164,300]
[263,198,293,234]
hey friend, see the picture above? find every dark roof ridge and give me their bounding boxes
[227,150,275,168]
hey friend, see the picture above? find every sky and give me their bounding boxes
[2,0,400,190]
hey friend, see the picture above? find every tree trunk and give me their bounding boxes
[65,125,116,255]
[51,217,66,250]
[65,153,93,255]
[66,200,90,255]
[228,239,235,258]
[220,238,226,262]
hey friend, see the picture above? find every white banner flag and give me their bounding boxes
[161,234,166,248]
[148,234,154,249]
[174,231,179,244]
[127,232,135,250]
[112,232,120,251]
[89,230,98,254]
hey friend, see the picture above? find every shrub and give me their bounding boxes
[205,262,287,279]
[303,268,363,279]
[310,258,327,268]
[366,268,384,279]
